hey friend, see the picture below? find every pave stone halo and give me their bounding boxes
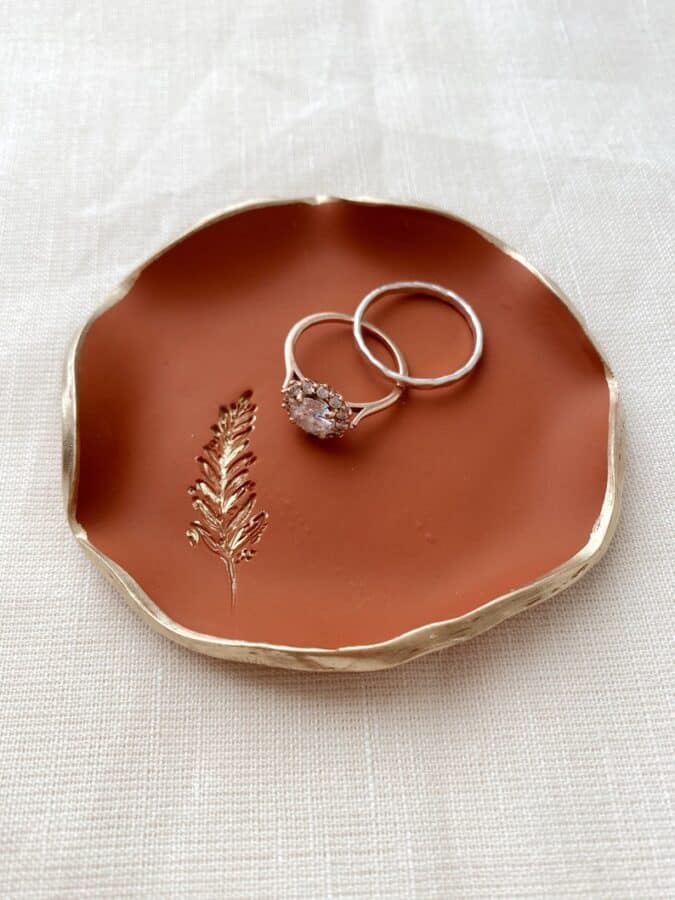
[282,311,408,439]
[282,379,353,439]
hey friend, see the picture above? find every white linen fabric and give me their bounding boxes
[1,1,673,897]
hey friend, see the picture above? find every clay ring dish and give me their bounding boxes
[63,196,623,672]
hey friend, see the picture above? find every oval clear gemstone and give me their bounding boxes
[289,397,336,437]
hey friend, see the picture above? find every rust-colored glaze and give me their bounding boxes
[75,200,610,648]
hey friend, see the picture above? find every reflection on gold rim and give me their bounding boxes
[62,195,624,672]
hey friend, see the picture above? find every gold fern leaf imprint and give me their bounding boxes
[186,391,268,607]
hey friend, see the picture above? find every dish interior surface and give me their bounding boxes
[74,200,611,650]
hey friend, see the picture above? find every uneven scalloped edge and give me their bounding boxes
[62,196,624,672]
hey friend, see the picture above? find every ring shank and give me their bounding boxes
[352,281,483,389]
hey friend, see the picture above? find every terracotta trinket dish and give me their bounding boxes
[63,197,623,671]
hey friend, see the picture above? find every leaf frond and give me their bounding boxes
[186,391,269,605]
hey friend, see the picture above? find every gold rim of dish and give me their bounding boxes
[62,195,624,672]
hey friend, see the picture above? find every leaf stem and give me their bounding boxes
[223,554,237,609]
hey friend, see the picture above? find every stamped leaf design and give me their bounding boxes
[186,391,268,607]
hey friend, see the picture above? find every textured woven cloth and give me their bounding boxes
[1,1,674,897]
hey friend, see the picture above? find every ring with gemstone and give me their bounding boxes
[353,281,483,389]
[282,312,408,439]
